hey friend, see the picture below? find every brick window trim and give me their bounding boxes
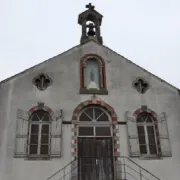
[80,54,107,94]
[133,106,157,119]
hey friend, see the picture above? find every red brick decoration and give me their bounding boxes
[29,104,55,118]
[71,99,119,161]
[133,107,157,119]
[80,54,107,89]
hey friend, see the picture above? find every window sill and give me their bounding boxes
[14,154,61,160]
[79,88,108,95]
[139,155,162,160]
[25,155,51,160]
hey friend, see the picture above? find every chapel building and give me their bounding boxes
[0,3,179,180]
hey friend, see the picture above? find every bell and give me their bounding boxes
[87,28,95,36]
[87,23,96,36]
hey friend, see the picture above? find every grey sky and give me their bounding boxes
[1,0,180,88]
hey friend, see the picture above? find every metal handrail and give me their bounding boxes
[47,159,76,180]
[124,156,161,180]
[46,156,161,180]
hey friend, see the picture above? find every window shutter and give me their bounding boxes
[15,109,29,157]
[125,111,140,157]
[156,112,171,157]
[50,110,62,157]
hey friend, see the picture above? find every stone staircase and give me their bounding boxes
[46,156,160,180]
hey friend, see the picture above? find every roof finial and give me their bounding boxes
[85,3,95,10]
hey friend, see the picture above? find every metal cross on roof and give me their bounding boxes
[85,3,95,10]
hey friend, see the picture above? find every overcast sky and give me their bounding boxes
[1,0,180,88]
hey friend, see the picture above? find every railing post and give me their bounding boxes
[140,167,142,180]
[63,167,65,180]
[79,158,81,180]
[123,157,126,180]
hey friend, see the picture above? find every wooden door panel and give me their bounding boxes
[78,138,114,180]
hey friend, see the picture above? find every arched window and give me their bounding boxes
[126,109,171,158]
[80,55,107,95]
[137,112,160,155]
[29,110,51,156]
[78,106,111,136]
[15,106,62,159]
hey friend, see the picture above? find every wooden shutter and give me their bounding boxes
[50,110,62,157]
[15,109,29,157]
[156,112,171,157]
[125,111,140,157]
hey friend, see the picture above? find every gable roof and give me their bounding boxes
[0,43,82,85]
[0,40,179,91]
[103,44,180,91]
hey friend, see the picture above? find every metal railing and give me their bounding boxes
[46,156,160,180]
[47,160,77,180]
[118,156,160,180]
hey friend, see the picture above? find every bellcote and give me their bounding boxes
[78,3,103,45]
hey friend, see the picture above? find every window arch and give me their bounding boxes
[136,112,160,155]
[80,54,107,94]
[78,106,111,137]
[28,110,51,156]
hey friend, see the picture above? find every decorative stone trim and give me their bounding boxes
[32,73,52,91]
[71,99,119,161]
[79,87,108,95]
[133,78,150,94]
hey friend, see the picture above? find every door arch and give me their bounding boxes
[71,100,119,161]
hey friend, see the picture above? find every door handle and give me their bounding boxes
[96,159,98,165]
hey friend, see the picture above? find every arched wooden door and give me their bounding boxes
[77,106,114,180]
